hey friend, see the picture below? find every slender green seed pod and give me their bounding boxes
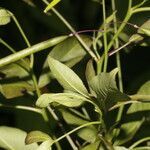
[0,35,68,68]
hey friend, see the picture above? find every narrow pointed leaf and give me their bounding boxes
[48,57,89,97]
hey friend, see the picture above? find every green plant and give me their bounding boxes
[0,0,150,149]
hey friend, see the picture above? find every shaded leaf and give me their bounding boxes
[0,8,11,25]
[36,93,88,108]
[61,109,89,125]
[0,126,38,150]
[48,57,89,97]
[25,131,52,144]
[114,119,144,145]
[60,109,98,143]
[89,68,130,112]
[50,35,91,62]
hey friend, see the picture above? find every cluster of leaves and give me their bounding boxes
[0,0,150,150]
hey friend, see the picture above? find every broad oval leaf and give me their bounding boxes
[25,131,52,144]
[0,8,11,25]
[0,126,38,150]
[36,93,88,108]
[48,57,89,97]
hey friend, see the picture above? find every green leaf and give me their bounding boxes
[127,81,150,114]
[0,8,11,25]
[60,109,98,143]
[50,35,91,62]
[85,59,96,83]
[60,109,89,125]
[114,146,128,150]
[89,68,130,112]
[0,61,34,99]
[0,81,34,99]
[81,140,100,150]
[48,57,89,97]
[25,131,52,144]
[38,35,91,88]
[138,19,150,37]
[37,140,52,150]
[36,93,88,108]
[114,119,144,145]
[77,127,98,143]
[0,126,38,150]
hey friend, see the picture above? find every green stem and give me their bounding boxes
[0,36,67,68]
[132,7,150,14]
[0,103,42,114]
[129,137,150,149]
[107,0,132,52]
[9,12,42,97]
[9,11,34,68]
[41,0,98,62]
[102,0,108,72]
[111,0,124,125]
[52,121,101,145]
[130,94,150,101]
[0,38,16,53]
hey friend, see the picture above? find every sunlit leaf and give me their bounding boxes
[36,140,52,150]
[0,8,11,25]
[25,131,52,144]
[61,109,89,125]
[36,93,88,108]
[38,35,91,88]
[0,126,38,150]
[48,57,89,97]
